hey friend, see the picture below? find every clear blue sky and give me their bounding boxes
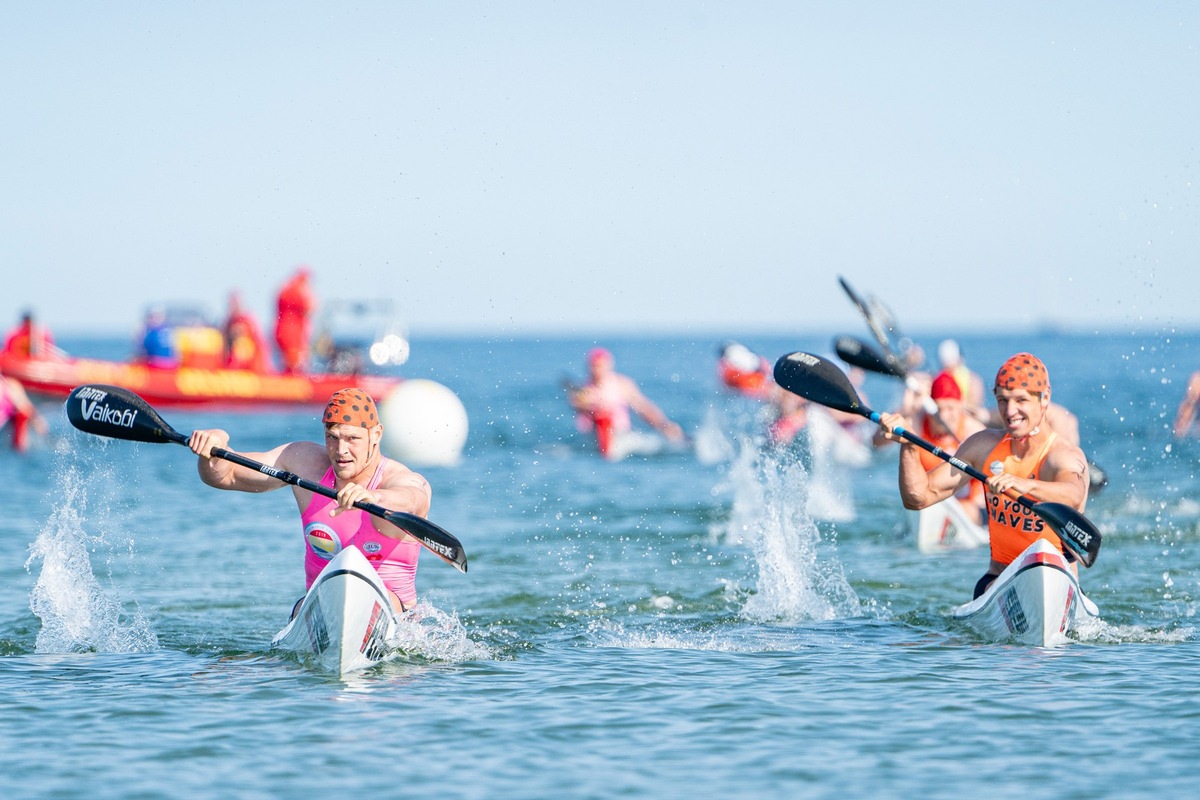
[3,3,1197,337]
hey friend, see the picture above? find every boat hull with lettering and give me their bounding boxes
[951,538,1099,647]
[271,545,403,676]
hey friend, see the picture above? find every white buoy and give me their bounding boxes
[379,379,469,466]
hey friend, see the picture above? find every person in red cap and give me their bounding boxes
[878,353,1092,598]
[873,370,987,522]
[187,388,431,615]
[567,347,685,459]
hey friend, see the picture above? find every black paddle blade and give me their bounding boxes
[65,384,186,445]
[832,335,907,379]
[773,351,865,416]
[1032,501,1101,568]
[385,511,469,573]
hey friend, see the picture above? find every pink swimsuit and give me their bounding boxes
[300,460,421,608]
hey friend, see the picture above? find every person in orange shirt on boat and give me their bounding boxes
[3,310,56,358]
[223,291,268,372]
[873,370,987,523]
[877,353,1091,598]
[187,388,431,615]
[274,267,316,374]
[567,347,685,458]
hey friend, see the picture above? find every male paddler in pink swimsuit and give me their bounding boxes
[188,388,431,614]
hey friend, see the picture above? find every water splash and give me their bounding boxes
[803,409,869,522]
[721,433,861,624]
[24,461,158,654]
[386,602,492,663]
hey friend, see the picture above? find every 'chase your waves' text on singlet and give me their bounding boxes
[984,432,1063,564]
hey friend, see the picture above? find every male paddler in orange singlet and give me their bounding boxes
[877,353,1091,599]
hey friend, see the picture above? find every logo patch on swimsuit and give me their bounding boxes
[362,540,382,555]
[990,460,1005,476]
[305,523,342,561]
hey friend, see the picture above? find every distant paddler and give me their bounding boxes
[0,375,48,452]
[717,341,774,400]
[566,347,685,459]
[873,370,987,524]
[188,387,432,615]
[1173,369,1200,437]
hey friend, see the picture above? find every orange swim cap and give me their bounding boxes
[322,388,380,428]
[994,353,1049,394]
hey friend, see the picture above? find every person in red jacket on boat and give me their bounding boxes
[567,347,685,459]
[3,310,56,359]
[223,291,268,372]
[872,370,987,523]
[876,353,1091,598]
[274,266,316,374]
[187,388,431,615]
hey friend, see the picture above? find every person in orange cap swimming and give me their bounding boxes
[567,347,685,459]
[877,353,1091,598]
[187,388,430,615]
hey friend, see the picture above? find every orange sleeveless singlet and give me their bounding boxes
[983,431,1063,564]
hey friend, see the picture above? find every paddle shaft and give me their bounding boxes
[855,403,1042,509]
[195,437,465,567]
[64,383,467,571]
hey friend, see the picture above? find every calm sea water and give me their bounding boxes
[4,329,1200,798]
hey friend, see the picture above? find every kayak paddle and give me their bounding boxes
[772,351,1101,567]
[833,333,958,440]
[838,276,907,362]
[64,383,468,573]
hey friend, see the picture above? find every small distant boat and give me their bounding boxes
[951,538,1099,647]
[910,497,989,552]
[271,545,403,676]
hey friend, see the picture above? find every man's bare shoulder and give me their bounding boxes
[956,427,1004,463]
[274,440,330,477]
[380,458,431,489]
[1047,434,1088,469]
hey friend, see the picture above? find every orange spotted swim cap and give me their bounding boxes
[994,353,1049,394]
[322,388,380,428]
